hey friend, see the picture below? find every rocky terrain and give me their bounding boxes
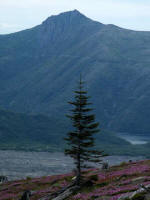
[1,160,150,200]
[0,150,143,180]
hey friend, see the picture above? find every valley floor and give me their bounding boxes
[0,150,143,180]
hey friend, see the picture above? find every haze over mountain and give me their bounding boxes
[1,10,150,136]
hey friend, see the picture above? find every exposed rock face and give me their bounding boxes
[52,186,79,200]
[132,177,146,183]
[41,10,92,37]
[118,184,150,200]
[37,10,103,53]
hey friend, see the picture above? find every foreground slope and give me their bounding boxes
[1,160,150,200]
[1,10,150,135]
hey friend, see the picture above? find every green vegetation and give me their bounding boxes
[131,193,146,200]
[1,160,150,200]
[65,77,105,185]
[0,110,141,155]
[0,109,65,151]
[0,108,149,155]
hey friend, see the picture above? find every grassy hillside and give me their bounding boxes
[1,160,150,200]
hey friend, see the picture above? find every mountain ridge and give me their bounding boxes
[0,10,150,136]
[1,10,148,36]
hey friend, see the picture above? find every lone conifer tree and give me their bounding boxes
[65,76,105,186]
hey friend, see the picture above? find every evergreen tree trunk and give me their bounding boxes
[76,148,81,185]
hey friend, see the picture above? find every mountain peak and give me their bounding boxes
[62,9,82,15]
[42,10,90,26]
[50,9,86,18]
[65,9,85,16]
[38,10,104,45]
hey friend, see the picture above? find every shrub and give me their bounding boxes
[131,192,146,200]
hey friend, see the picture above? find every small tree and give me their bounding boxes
[65,76,105,186]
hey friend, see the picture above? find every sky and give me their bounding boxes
[0,0,150,34]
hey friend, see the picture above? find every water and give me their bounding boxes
[0,150,144,181]
[116,132,150,145]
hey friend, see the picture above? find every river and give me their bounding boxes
[0,150,144,180]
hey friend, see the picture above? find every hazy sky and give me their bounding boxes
[0,0,150,34]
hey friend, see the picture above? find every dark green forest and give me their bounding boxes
[0,108,149,156]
